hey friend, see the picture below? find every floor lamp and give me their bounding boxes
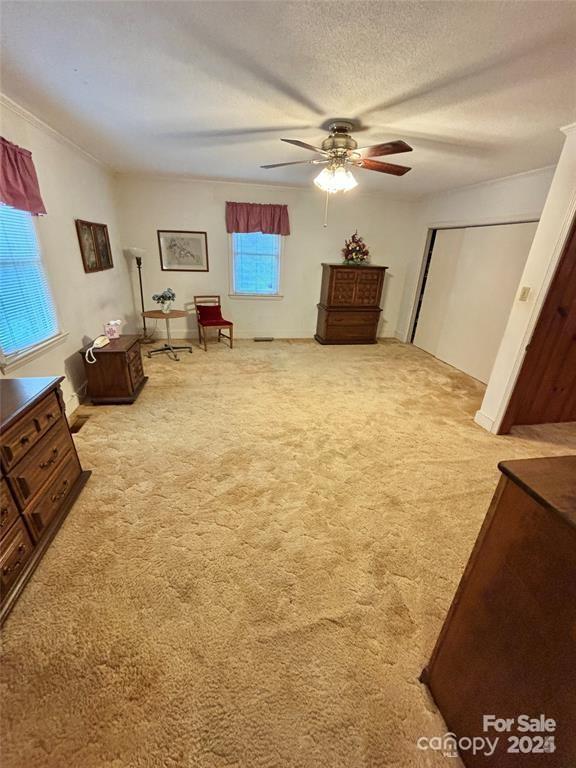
[124,248,151,340]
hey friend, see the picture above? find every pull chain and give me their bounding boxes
[323,190,329,228]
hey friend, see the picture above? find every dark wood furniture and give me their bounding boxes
[421,455,576,767]
[81,334,147,404]
[0,377,90,624]
[193,295,233,352]
[314,263,387,344]
[500,216,576,432]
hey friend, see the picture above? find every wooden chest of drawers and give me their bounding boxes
[81,334,147,404]
[421,456,576,767]
[0,377,90,624]
[315,263,387,344]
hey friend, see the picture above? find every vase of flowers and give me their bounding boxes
[342,231,370,265]
[152,288,176,313]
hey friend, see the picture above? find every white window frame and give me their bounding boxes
[228,233,284,300]
[0,207,67,373]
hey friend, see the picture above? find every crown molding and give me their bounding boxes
[420,164,556,202]
[114,170,413,202]
[560,122,576,136]
[0,92,111,169]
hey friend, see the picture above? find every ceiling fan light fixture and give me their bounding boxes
[314,165,358,194]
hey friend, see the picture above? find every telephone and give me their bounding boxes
[85,335,110,364]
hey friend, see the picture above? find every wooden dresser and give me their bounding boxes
[421,455,576,767]
[81,334,147,404]
[314,263,387,344]
[0,377,90,624]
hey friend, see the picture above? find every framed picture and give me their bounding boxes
[75,220,114,273]
[76,220,99,273]
[157,230,209,272]
[93,223,114,270]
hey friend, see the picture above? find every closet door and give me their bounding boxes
[413,222,537,383]
[412,229,464,359]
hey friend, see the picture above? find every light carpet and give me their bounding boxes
[1,340,575,768]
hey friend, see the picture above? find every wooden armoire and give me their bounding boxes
[315,263,387,344]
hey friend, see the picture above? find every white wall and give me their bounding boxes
[1,92,567,433]
[115,175,419,340]
[397,166,555,341]
[476,125,576,432]
[0,96,136,410]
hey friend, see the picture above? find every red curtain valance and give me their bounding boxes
[225,201,290,236]
[0,137,47,215]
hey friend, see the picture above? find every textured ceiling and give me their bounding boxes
[1,1,575,197]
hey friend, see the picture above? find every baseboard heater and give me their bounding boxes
[254,337,274,342]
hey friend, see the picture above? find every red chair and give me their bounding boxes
[194,295,233,351]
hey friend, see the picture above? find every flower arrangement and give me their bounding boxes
[152,288,176,313]
[342,231,370,264]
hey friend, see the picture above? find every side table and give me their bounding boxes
[142,310,193,361]
[80,334,147,404]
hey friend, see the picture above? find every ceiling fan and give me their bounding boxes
[260,120,412,192]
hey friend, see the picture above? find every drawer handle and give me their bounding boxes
[39,448,59,469]
[46,412,56,421]
[2,544,26,576]
[0,507,9,528]
[19,435,30,446]
[50,479,69,503]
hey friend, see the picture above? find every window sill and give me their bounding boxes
[1,332,69,374]
[228,294,284,301]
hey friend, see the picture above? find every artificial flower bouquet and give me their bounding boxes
[342,231,370,264]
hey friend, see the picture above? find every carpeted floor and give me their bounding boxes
[1,340,575,768]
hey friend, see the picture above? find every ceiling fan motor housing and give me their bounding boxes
[322,121,358,155]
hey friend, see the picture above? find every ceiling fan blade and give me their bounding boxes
[260,160,326,169]
[281,139,329,155]
[193,125,312,139]
[356,140,413,158]
[357,158,412,176]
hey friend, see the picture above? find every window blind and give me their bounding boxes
[0,204,59,356]
[232,232,280,295]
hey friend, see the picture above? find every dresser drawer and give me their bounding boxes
[1,518,33,600]
[327,324,376,342]
[320,323,376,344]
[0,392,61,471]
[127,343,141,364]
[24,452,82,539]
[327,310,380,326]
[128,350,144,390]
[0,479,20,541]
[8,418,74,508]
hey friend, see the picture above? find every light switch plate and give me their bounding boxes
[519,286,531,301]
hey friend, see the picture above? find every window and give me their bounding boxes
[0,204,59,361]
[231,232,281,296]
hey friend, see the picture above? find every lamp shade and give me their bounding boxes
[314,166,358,194]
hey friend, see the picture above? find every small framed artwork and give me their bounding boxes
[75,220,114,273]
[76,220,99,273]
[157,230,209,272]
[93,223,114,270]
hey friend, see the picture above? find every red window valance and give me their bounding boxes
[0,137,47,215]
[225,201,290,236]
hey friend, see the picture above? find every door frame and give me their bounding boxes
[498,214,576,431]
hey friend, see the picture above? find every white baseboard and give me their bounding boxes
[153,329,403,342]
[474,409,495,433]
[152,328,196,340]
[66,390,81,418]
[153,329,306,340]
